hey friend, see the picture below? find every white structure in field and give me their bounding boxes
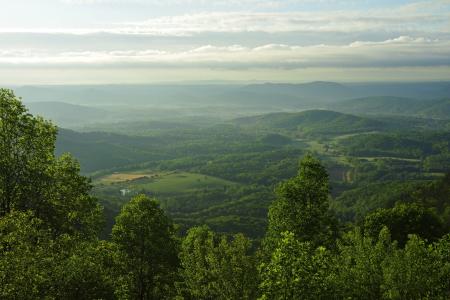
[120,189,131,196]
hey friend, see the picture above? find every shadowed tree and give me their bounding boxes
[364,202,444,247]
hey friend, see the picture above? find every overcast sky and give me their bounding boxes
[1,0,449,84]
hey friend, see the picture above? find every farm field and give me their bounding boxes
[98,171,156,184]
[95,170,239,196]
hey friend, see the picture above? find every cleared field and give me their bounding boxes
[99,172,155,183]
[129,172,237,194]
[356,156,421,162]
[96,170,239,195]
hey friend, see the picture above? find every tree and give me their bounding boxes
[0,211,54,299]
[45,154,103,239]
[0,89,56,216]
[51,238,116,300]
[334,227,395,300]
[178,225,257,300]
[364,202,444,247]
[259,231,335,300]
[0,89,102,239]
[266,154,337,249]
[382,235,448,299]
[112,194,179,300]
[0,90,116,298]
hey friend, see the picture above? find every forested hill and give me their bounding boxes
[234,109,385,135]
[333,96,450,119]
[55,129,168,172]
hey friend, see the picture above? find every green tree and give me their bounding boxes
[0,89,56,216]
[335,227,395,300]
[382,235,447,299]
[364,202,444,247]
[45,154,103,239]
[51,238,116,300]
[0,89,102,239]
[0,89,114,298]
[178,225,257,300]
[0,211,54,299]
[259,231,335,300]
[432,234,450,298]
[266,155,337,249]
[112,194,179,300]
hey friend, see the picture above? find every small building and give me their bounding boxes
[120,188,131,196]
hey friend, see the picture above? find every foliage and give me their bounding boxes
[0,89,57,216]
[0,211,54,299]
[266,154,337,249]
[0,89,102,239]
[382,235,449,299]
[2,88,450,299]
[364,202,444,246]
[0,211,115,300]
[259,231,335,300]
[334,227,394,299]
[112,194,179,300]
[0,91,111,299]
[178,225,257,300]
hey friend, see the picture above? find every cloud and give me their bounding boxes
[1,36,449,69]
[57,0,359,7]
[1,5,449,36]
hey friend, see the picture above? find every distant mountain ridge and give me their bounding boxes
[333,97,450,119]
[241,81,354,102]
[13,81,450,107]
[26,101,110,128]
[10,82,450,129]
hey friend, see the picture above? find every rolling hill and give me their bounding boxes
[56,129,171,172]
[234,110,385,135]
[333,97,450,119]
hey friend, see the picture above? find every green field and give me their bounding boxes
[95,170,239,196]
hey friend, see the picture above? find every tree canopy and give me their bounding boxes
[266,154,337,249]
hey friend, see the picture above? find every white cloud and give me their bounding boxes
[1,0,449,83]
[1,36,449,69]
[1,6,449,36]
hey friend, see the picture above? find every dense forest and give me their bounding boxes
[1,87,450,299]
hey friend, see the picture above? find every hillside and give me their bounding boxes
[234,109,385,135]
[333,97,450,119]
[56,129,169,172]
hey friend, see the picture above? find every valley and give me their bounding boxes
[25,83,446,239]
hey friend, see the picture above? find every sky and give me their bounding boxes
[0,0,449,84]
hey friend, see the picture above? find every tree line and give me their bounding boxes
[1,89,449,299]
